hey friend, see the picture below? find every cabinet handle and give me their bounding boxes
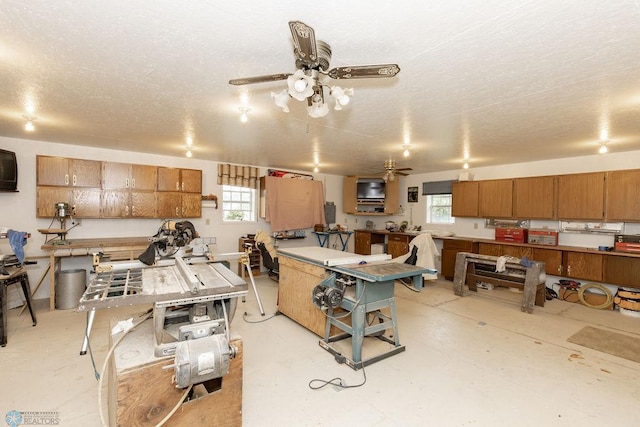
[125,178,129,188]
[182,182,185,191]
[65,174,69,185]
[567,265,571,275]
[176,181,180,191]
[125,205,129,216]
[557,265,562,274]
[72,175,77,186]
[175,206,179,216]
[131,178,135,188]
[131,206,135,216]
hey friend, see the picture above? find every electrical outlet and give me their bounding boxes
[473,222,478,229]
[205,218,210,225]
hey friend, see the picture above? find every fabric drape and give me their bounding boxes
[264,176,325,232]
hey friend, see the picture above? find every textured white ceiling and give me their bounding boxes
[1,0,640,176]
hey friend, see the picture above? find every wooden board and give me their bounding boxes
[109,321,242,427]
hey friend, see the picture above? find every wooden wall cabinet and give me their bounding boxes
[37,156,102,188]
[36,156,202,219]
[479,179,513,218]
[557,172,606,220]
[563,251,603,282]
[451,181,479,217]
[513,176,556,219]
[343,176,399,215]
[605,169,640,221]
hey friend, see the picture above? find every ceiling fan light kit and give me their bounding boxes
[229,20,400,119]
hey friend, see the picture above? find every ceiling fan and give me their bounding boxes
[228,21,401,118]
[381,159,412,182]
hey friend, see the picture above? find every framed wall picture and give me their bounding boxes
[408,186,419,203]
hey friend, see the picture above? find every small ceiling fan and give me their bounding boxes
[228,21,401,117]
[381,159,412,182]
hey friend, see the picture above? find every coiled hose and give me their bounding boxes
[578,283,614,309]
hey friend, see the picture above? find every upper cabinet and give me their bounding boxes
[557,172,606,220]
[342,176,399,215]
[513,176,556,219]
[37,156,102,188]
[158,167,202,193]
[605,169,640,222]
[452,181,479,217]
[479,179,513,218]
[36,156,202,219]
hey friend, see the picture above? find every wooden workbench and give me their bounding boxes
[41,237,150,310]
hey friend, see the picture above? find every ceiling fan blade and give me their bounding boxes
[228,73,291,86]
[289,21,318,68]
[327,64,401,79]
[394,167,413,172]
[395,171,410,176]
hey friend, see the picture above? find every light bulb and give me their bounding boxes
[186,150,192,158]
[186,136,193,146]
[240,113,248,123]
[294,79,307,93]
[25,120,35,132]
[463,162,469,169]
[403,148,410,157]
[338,95,350,106]
[599,144,608,154]
[313,166,319,173]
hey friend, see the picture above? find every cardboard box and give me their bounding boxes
[558,288,613,309]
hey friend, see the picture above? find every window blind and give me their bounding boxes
[217,163,259,189]
[422,180,454,195]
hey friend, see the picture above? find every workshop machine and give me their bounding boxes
[79,220,248,392]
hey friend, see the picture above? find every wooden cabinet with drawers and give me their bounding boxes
[387,233,411,259]
[442,239,477,280]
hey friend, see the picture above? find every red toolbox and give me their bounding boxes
[615,234,640,253]
[495,228,528,243]
[528,229,559,246]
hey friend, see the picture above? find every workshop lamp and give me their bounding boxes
[270,69,353,118]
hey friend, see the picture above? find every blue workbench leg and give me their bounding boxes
[389,298,401,346]
[351,304,366,364]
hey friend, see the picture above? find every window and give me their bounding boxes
[222,185,257,222]
[426,194,454,224]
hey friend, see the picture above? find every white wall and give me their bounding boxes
[0,136,344,299]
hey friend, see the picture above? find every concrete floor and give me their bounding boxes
[1,275,639,426]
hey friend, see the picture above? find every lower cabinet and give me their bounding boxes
[387,234,410,259]
[442,239,477,280]
[563,251,603,282]
[478,243,563,276]
[603,256,640,288]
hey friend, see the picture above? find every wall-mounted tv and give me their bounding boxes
[0,149,18,192]
[357,179,385,202]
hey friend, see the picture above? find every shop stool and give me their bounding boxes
[1,267,37,347]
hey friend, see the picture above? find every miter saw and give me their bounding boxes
[138,220,198,265]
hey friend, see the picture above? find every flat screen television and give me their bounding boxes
[357,180,385,202]
[0,149,18,192]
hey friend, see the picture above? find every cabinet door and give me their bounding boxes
[102,190,130,217]
[513,176,556,219]
[73,189,102,217]
[343,176,358,214]
[452,181,479,217]
[131,164,157,191]
[532,248,563,276]
[564,251,603,281]
[181,193,202,217]
[37,156,70,186]
[181,169,202,193]
[157,192,182,217]
[384,178,399,214]
[603,256,640,288]
[36,187,72,217]
[557,172,605,220]
[354,231,371,255]
[103,162,131,189]
[605,169,640,222]
[479,179,513,218]
[442,240,477,280]
[478,243,503,256]
[158,167,181,192]
[387,234,409,258]
[71,159,102,187]
[131,191,157,218]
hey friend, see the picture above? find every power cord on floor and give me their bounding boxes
[308,364,367,390]
[242,311,280,323]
